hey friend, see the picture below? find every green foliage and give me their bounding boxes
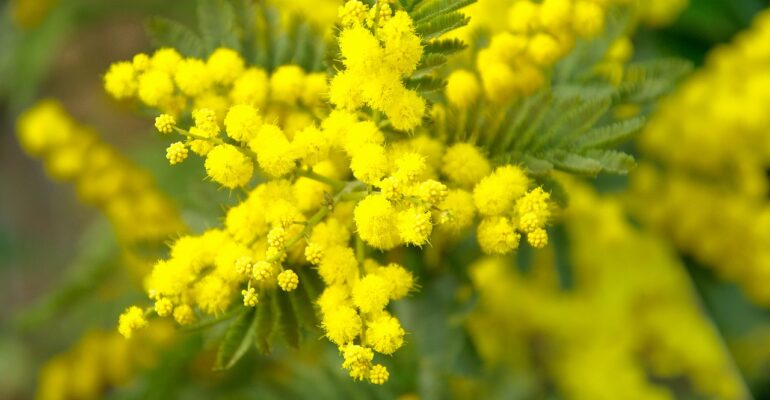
[411,0,476,24]
[441,54,691,179]
[215,307,258,370]
[145,0,327,72]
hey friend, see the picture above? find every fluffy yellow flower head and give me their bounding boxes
[442,143,491,187]
[117,306,147,339]
[446,69,481,109]
[207,47,245,84]
[322,305,362,345]
[473,165,530,216]
[354,195,402,250]
[104,61,137,99]
[366,313,405,355]
[477,216,521,255]
[204,144,254,188]
[224,104,262,142]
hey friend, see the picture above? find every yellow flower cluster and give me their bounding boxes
[108,5,560,384]
[467,180,746,399]
[316,257,414,383]
[330,2,425,131]
[474,0,627,103]
[35,323,174,400]
[104,47,327,129]
[15,100,184,250]
[631,10,770,306]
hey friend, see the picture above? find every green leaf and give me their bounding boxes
[290,283,319,330]
[255,291,276,354]
[415,12,469,41]
[276,292,301,348]
[145,17,205,58]
[550,151,603,176]
[535,95,611,151]
[584,149,636,175]
[214,307,257,370]
[619,58,692,103]
[411,0,476,24]
[574,116,646,150]
[405,75,446,93]
[197,0,240,53]
[423,38,467,56]
[413,53,447,77]
[522,155,554,176]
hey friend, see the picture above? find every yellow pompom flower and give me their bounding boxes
[442,143,492,187]
[573,0,605,38]
[350,143,389,185]
[366,313,405,355]
[317,285,350,315]
[539,0,572,31]
[270,65,306,104]
[304,242,324,265]
[207,47,245,84]
[318,245,358,285]
[397,206,432,247]
[292,125,329,165]
[104,61,137,99]
[508,0,539,33]
[479,62,517,103]
[473,165,530,216]
[380,11,423,76]
[341,344,374,380]
[394,152,427,183]
[528,33,561,67]
[302,72,328,106]
[369,364,389,385]
[174,58,211,96]
[154,298,173,317]
[173,304,195,325]
[477,216,521,255]
[242,287,259,307]
[339,0,368,27]
[231,68,269,107]
[446,70,481,109]
[150,48,182,73]
[375,263,414,300]
[132,53,150,71]
[234,255,254,277]
[352,274,391,314]
[251,124,297,177]
[438,189,476,233]
[354,195,402,250]
[194,275,233,315]
[418,179,448,206]
[329,71,365,111]
[277,269,299,291]
[138,70,174,107]
[527,227,549,248]
[322,305,362,345]
[204,144,254,188]
[165,142,188,165]
[338,25,383,71]
[117,306,147,339]
[488,33,528,64]
[224,104,262,142]
[252,260,275,281]
[384,88,425,132]
[154,114,176,134]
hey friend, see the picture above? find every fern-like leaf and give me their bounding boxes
[423,38,467,55]
[415,12,470,41]
[411,0,475,23]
